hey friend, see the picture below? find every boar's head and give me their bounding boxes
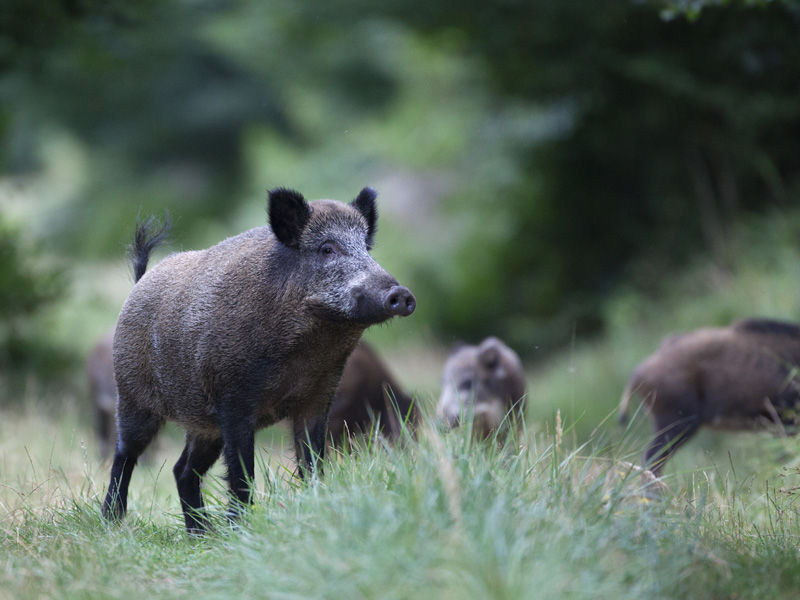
[268,187,415,326]
[438,337,526,435]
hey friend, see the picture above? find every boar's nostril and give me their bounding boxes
[384,286,416,317]
[404,292,416,315]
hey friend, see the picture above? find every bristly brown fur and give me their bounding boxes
[620,320,800,475]
[327,340,417,446]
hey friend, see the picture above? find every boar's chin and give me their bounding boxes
[350,306,397,326]
[305,299,390,326]
[473,400,507,434]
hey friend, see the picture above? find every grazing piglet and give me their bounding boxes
[619,318,800,476]
[437,337,527,438]
[327,340,417,446]
[102,187,416,533]
[86,330,116,459]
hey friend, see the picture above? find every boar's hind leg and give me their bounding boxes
[173,435,223,534]
[293,414,328,479]
[102,405,163,521]
[644,412,701,477]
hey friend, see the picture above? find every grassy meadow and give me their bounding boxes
[3,390,800,600]
[3,208,800,599]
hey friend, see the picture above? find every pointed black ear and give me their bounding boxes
[351,187,378,247]
[478,337,502,370]
[268,188,311,249]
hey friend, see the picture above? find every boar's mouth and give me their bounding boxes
[304,300,354,324]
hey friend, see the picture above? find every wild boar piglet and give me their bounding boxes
[437,337,527,438]
[620,318,800,475]
[327,340,417,446]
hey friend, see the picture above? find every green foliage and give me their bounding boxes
[0,218,59,319]
[1,0,410,255]
[379,0,800,351]
[3,0,800,355]
[0,215,66,372]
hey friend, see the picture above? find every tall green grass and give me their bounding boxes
[2,393,800,600]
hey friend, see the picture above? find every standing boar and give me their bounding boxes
[437,337,527,438]
[619,318,800,476]
[327,340,417,446]
[102,187,416,534]
[86,330,116,459]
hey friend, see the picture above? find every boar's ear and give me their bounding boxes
[478,337,502,370]
[268,188,311,249]
[351,187,378,248]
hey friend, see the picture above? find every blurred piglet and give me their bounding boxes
[437,337,527,438]
[87,329,158,462]
[86,330,116,459]
[327,340,417,446]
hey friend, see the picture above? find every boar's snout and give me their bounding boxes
[384,285,416,317]
[351,282,416,324]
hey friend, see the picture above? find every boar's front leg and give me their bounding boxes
[293,377,342,478]
[219,408,256,519]
[293,412,329,479]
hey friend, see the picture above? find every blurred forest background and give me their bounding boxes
[2,0,800,417]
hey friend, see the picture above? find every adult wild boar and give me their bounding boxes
[86,330,116,459]
[619,318,800,476]
[102,187,416,533]
[437,337,527,438]
[327,340,417,446]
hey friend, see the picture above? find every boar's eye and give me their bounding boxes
[319,241,339,256]
[457,379,473,392]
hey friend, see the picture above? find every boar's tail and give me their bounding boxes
[129,214,171,283]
